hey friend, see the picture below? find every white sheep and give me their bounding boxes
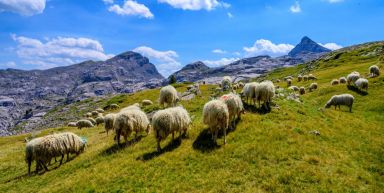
[220,93,244,129]
[109,103,119,109]
[104,113,116,135]
[221,76,232,91]
[339,77,347,84]
[255,80,275,109]
[347,72,360,85]
[120,103,141,112]
[114,109,150,145]
[67,122,77,127]
[85,112,92,118]
[242,82,259,104]
[309,83,318,92]
[87,117,96,125]
[76,120,94,129]
[238,82,244,88]
[369,65,380,77]
[355,78,369,91]
[308,74,317,80]
[286,79,292,87]
[324,94,354,112]
[303,75,309,81]
[142,99,153,106]
[152,106,191,151]
[203,100,229,145]
[331,79,339,85]
[95,116,104,126]
[289,86,299,92]
[297,75,303,82]
[159,85,179,108]
[96,108,104,113]
[91,111,99,116]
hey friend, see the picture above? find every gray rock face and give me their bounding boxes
[0,51,164,135]
[288,36,331,57]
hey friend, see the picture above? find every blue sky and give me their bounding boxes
[0,0,383,77]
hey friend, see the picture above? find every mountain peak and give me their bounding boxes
[288,36,331,57]
[181,61,209,71]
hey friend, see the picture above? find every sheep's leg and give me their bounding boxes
[28,160,31,176]
[124,134,128,145]
[67,153,69,161]
[172,132,175,140]
[40,160,49,172]
[116,130,121,145]
[59,154,64,165]
[223,128,227,145]
[157,140,161,152]
[214,129,218,144]
[349,106,352,113]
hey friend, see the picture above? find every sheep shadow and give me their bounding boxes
[137,137,182,161]
[347,85,368,96]
[100,136,143,156]
[243,102,271,114]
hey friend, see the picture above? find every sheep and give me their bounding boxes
[85,112,92,118]
[339,77,347,84]
[297,75,303,82]
[255,80,275,110]
[87,117,96,125]
[232,84,238,90]
[289,86,299,92]
[203,100,229,145]
[331,79,339,85]
[25,132,86,175]
[95,116,104,126]
[308,74,317,80]
[142,99,153,106]
[347,72,360,85]
[303,75,309,81]
[309,83,318,92]
[120,103,141,112]
[324,94,354,112]
[286,79,292,87]
[152,106,191,151]
[109,103,119,109]
[238,82,244,88]
[159,85,179,108]
[67,122,77,127]
[221,76,232,91]
[91,111,99,116]
[114,109,150,145]
[284,76,293,81]
[276,79,281,83]
[76,120,94,130]
[104,113,116,135]
[242,82,259,104]
[220,93,244,129]
[369,65,380,77]
[355,78,369,91]
[299,87,306,95]
[96,108,104,113]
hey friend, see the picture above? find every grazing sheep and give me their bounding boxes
[255,81,275,110]
[91,111,99,116]
[109,103,119,110]
[76,120,94,130]
[104,113,115,135]
[369,65,380,77]
[286,79,292,87]
[25,137,44,175]
[242,82,259,104]
[299,87,306,95]
[355,78,369,91]
[276,79,281,83]
[114,109,150,145]
[347,72,360,85]
[159,85,179,108]
[303,75,309,81]
[324,94,354,112]
[297,75,303,82]
[142,99,153,106]
[289,86,299,92]
[221,76,232,91]
[203,100,229,145]
[87,118,96,125]
[309,83,318,92]
[339,77,347,84]
[95,117,104,126]
[96,108,104,113]
[331,79,340,85]
[67,122,77,127]
[308,74,317,80]
[120,103,141,112]
[284,76,293,81]
[152,106,191,151]
[85,112,92,118]
[220,93,244,129]
[232,84,238,90]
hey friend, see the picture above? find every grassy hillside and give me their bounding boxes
[0,42,383,192]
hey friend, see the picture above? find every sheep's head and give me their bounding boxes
[324,102,331,109]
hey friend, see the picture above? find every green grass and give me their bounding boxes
[0,42,383,192]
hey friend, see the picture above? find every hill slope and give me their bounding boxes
[0,42,383,192]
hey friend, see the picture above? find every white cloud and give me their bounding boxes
[290,1,301,13]
[227,12,233,18]
[158,0,230,11]
[108,0,154,19]
[0,0,46,16]
[103,0,114,4]
[319,43,343,50]
[328,0,343,3]
[212,49,227,54]
[133,46,181,77]
[243,39,294,57]
[203,57,239,67]
[233,52,241,56]
[0,61,17,68]
[11,34,113,69]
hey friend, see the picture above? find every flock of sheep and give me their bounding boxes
[24,64,380,175]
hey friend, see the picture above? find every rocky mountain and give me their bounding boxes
[169,36,331,83]
[0,51,164,136]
